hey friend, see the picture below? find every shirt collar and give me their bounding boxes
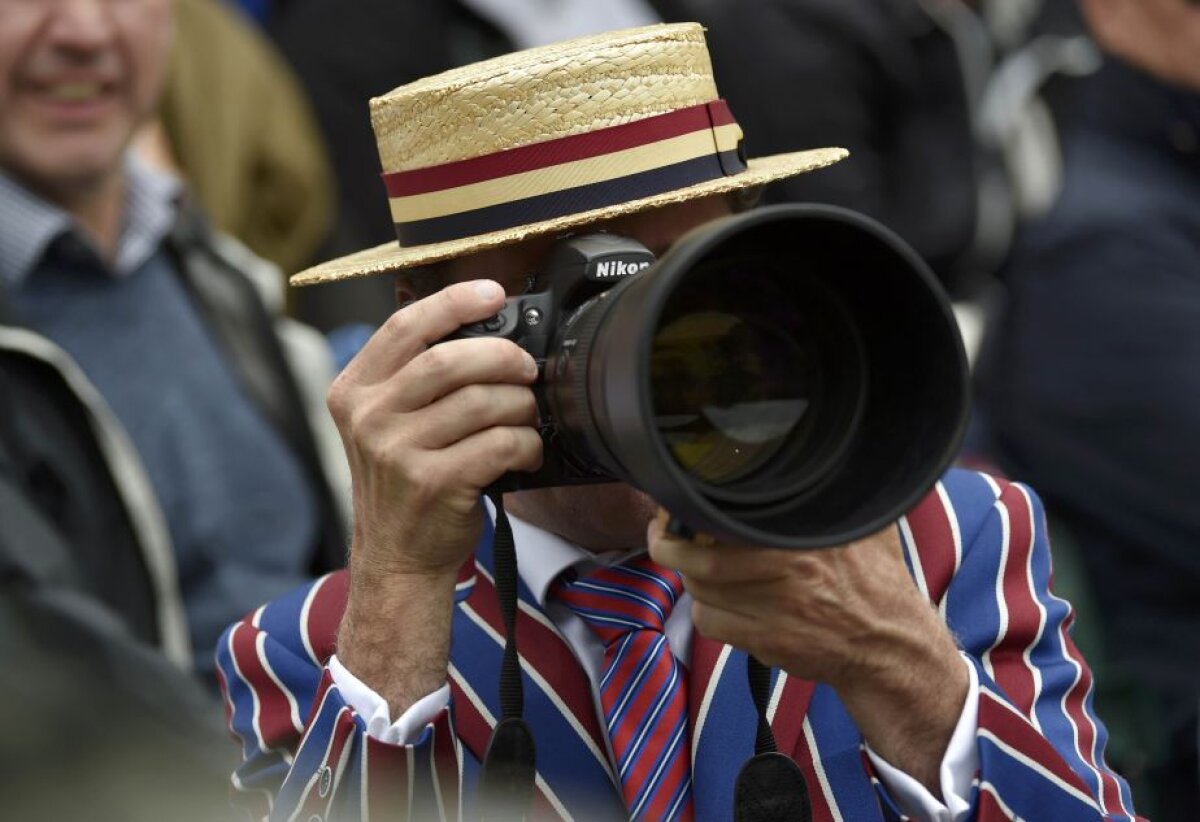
[116,152,182,274]
[0,152,182,288]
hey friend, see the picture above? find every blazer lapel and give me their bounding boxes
[689,632,756,820]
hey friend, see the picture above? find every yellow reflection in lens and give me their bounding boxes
[651,309,810,486]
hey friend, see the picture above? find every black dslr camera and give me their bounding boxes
[449,204,969,550]
[453,233,657,490]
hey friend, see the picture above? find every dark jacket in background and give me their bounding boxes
[664,0,982,294]
[0,343,233,818]
[976,59,1200,821]
[0,291,234,819]
[273,0,510,330]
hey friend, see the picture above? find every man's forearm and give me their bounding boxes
[337,556,459,718]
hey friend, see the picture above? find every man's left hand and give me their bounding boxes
[647,511,968,795]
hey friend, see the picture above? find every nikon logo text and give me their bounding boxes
[594,260,651,279]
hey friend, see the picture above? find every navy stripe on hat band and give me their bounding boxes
[393,148,747,248]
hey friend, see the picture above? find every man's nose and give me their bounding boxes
[44,0,118,54]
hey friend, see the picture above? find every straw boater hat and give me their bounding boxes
[292,22,847,286]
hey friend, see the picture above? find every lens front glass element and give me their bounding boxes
[649,257,862,499]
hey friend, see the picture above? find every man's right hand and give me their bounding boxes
[326,279,542,715]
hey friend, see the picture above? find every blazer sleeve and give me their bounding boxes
[884,470,1141,820]
[215,573,464,821]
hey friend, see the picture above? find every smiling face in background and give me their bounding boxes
[0,0,174,198]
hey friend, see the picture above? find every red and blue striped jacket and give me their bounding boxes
[216,470,1141,820]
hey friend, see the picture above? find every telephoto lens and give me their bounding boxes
[544,203,969,550]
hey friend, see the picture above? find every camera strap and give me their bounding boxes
[476,490,537,821]
[734,656,813,822]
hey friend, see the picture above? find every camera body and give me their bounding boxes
[450,233,656,491]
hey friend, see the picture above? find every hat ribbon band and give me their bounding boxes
[382,100,746,247]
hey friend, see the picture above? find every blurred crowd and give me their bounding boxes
[0,0,1195,819]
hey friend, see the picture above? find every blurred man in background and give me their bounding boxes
[0,0,347,683]
[0,0,321,814]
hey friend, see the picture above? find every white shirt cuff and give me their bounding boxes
[328,654,450,745]
[865,653,980,821]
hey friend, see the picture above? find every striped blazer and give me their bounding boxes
[217,470,1140,820]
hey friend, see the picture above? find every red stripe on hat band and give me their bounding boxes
[383,100,739,198]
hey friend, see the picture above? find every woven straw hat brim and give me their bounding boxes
[291,147,847,286]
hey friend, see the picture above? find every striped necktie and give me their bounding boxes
[553,556,694,821]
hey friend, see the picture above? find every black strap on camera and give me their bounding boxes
[734,655,813,822]
[477,490,537,821]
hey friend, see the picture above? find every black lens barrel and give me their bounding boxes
[545,204,969,550]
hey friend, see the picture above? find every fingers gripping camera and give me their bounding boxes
[449,234,657,490]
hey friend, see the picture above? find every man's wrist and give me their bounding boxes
[865,654,980,820]
[338,562,460,718]
[330,655,452,746]
[832,608,968,794]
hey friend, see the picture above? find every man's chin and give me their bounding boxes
[7,139,129,199]
[503,482,659,553]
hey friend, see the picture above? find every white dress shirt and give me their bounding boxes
[331,509,979,821]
